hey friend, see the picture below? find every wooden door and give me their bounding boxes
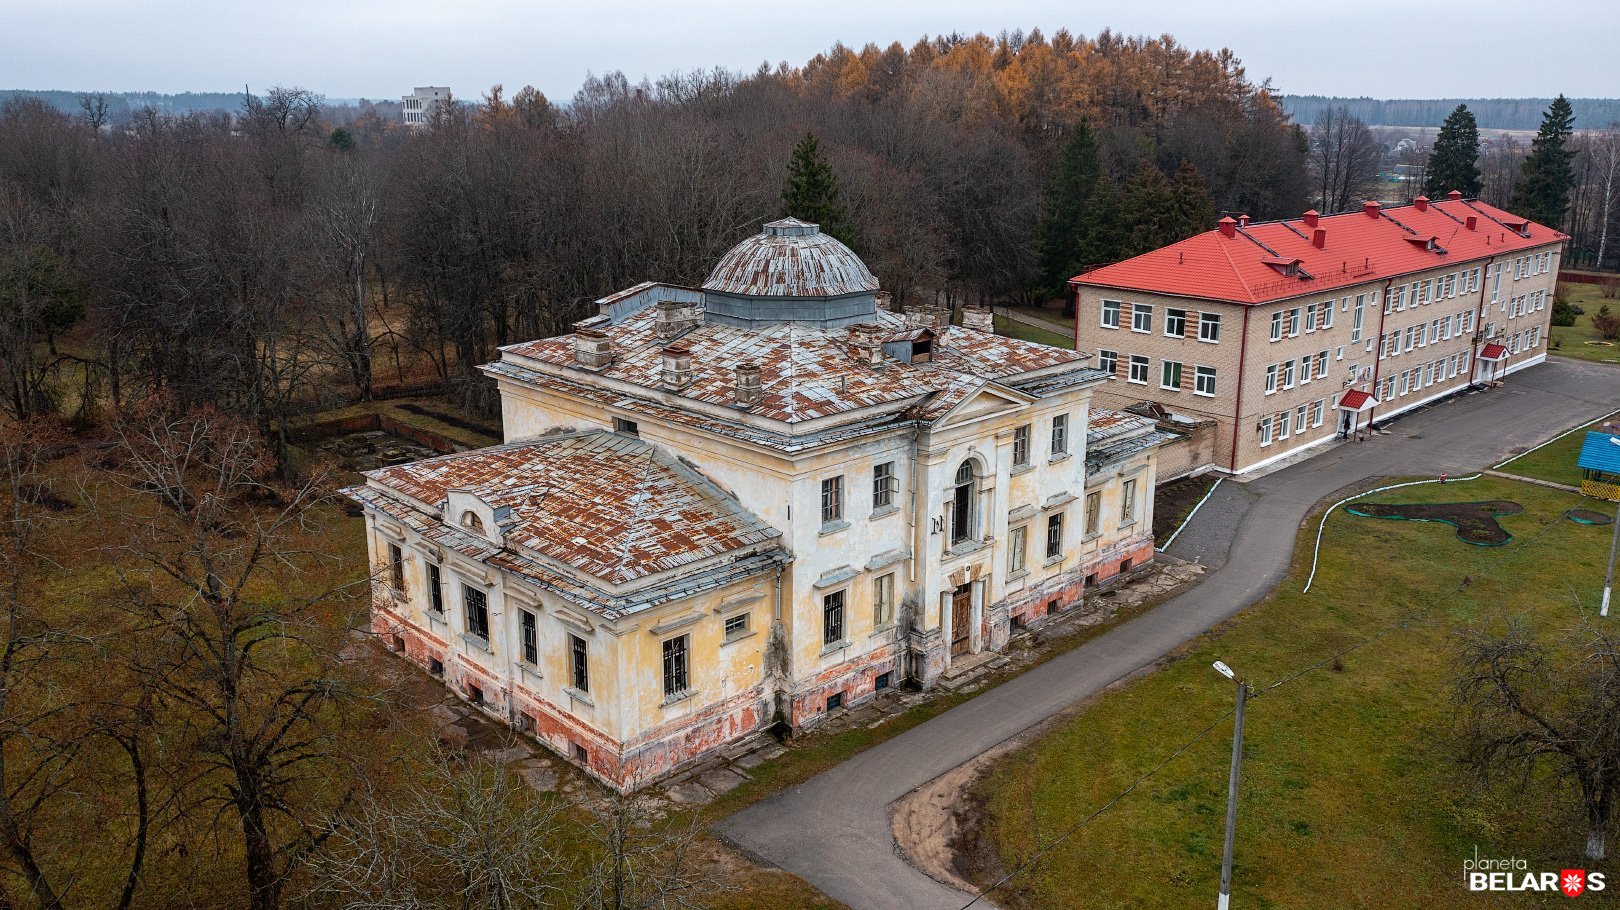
[950,584,973,657]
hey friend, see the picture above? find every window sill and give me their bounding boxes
[820,639,851,657]
[1127,379,1148,385]
[1197,337,1220,344]
[721,629,757,647]
[1042,554,1065,567]
[819,520,850,537]
[1194,391,1216,398]
[661,689,696,708]
[1117,519,1137,530]
[517,662,542,682]
[565,686,594,707]
[1158,386,1180,393]
[1100,323,1120,330]
[1050,451,1070,463]
[870,622,897,639]
[1006,569,1029,582]
[944,539,990,559]
[869,504,900,520]
[1131,327,1152,334]
[461,633,492,654]
[1009,463,1034,476]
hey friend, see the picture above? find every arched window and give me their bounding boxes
[950,461,975,544]
[461,511,484,533]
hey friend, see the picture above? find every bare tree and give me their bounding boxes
[306,748,565,910]
[572,795,722,910]
[1308,105,1381,213]
[1455,618,1620,861]
[100,399,366,910]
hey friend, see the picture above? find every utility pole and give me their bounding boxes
[1213,661,1248,910]
[1603,494,1620,617]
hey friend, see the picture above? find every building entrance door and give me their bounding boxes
[950,583,973,657]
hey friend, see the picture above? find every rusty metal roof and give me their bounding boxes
[359,430,781,587]
[702,219,879,298]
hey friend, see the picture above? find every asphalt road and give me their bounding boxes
[716,358,1620,910]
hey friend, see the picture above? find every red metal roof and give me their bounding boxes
[1334,389,1378,412]
[1478,343,1508,361]
[1073,199,1561,306]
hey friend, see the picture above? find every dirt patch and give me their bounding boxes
[1567,508,1615,525]
[1346,499,1523,546]
[396,402,501,440]
[1152,474,1218,541]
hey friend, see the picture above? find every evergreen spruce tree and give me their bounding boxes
[1083,180,1126,269]
[1168,160,1217,241]
[781,133,856,247]
[1424,105,1482,198]
[1036,121,1102,298]
[1510,95,1578,227]
[1121,164,1178,257]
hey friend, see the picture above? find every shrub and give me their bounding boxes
[1594,311,1620,341]
[1602,275,1620,300]
[1552,296,1579,327]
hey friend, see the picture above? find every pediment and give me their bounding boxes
[935,384,1034,428]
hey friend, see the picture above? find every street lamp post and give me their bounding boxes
[1604,436,1620,618]
[1213,660,1249,910]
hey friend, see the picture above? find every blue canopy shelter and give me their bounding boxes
[1577,431,1620,502]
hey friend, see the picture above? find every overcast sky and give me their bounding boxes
[5,0,1617,102]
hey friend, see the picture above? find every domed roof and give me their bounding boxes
[703,218,879,298]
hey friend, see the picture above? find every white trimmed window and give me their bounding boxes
[1132,304,1153,333]
[1259,415,1274,446]
[1101,299,1121,328]
[1265,363,1278,394]
[1165,308,1186,337]
[1194,365,1216,396]
[1295,404,1308,432]
[1128,355,1149,384]
[1311,399,1325,427]
[1287,308,1301,336]
[1098,349,1117,373]
[1161,360,1183,390]
[1321,300,1334,329]
[1281,360,1296,389]
[1199,312,1221,342]
[1278,410,1292,439]
[1270,311,1284,342]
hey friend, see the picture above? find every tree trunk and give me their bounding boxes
[1587,825,1606,862]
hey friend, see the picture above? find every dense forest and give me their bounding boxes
[0,29,1308,437]
[1283,95,1620,131]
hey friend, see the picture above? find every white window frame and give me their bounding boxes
[1098,349,1117,373]
[1131,303,1153,334]
[1160,360,1183,391]
[1165,308,1187,338]
[1128,355,1149,384]
[1100,299,1121,329]
[1194,365,1216,396]
[1270,311,1284,342]
[1198,312,1221,343]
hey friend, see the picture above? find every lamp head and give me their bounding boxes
[1213,660,1236,681]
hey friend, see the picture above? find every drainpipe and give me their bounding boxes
[1363,278,1395,432]
[1470,255,1496,390]
[1228,306,1252,473]
[1070,281,1082,349]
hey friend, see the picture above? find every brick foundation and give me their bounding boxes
[787,641,905,729]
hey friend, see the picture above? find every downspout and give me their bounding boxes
[1363,278,1395,431]
[1470,255,1496,389]
[1228,305,1253,473]
[1070,281,1082,349]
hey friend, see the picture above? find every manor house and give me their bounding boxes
[347,218,1169,790]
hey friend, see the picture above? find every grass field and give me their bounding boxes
[1496,415,1620,488]
[1550,282,1620,364]
[970,475,1619,909]
[995,315,1074,349]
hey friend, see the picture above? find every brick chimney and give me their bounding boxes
[1237,214,1251,228]
[734,362,762,407]
[1465,214,1478,231]
[1312,228,1327,249]
[961,305,993,332]
[1218,216,1237,238]
[573,328,614,368]
[655,299,699,339]
[660,345,692,390]
[1413,195,1429,212]
[1447,190,1463,201]
[1302,209,1320,228]
[1362,201,1381,219]
[847,323,886,366]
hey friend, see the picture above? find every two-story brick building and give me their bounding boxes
[1072,194,1563,475]
[348,218,1171,791]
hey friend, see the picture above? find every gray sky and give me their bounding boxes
[5,0,1617,101]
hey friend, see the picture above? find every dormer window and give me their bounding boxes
[461,511,484,533]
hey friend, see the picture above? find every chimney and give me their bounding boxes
[1312,228,1327,249]
[1237,214,1251,228]
[1413,195,1429,212]
[573,328,614,368]
[1465,214,1478,231]
[660,345,692,390]
[1362,201,1381,219]
[655,299,699,339]
[734,362,762,407]
[960,305,994,332]
[847,323,886,366]
[1447,190,1463,201]
[1217,216,1237,238]
[1302,209,1320,228]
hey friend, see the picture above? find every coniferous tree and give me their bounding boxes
[1036,121,1102,298]
[1168,160,1217,241]
[1083,180,1126,269]
[1511,95,1578,227]
[1120,164,1178,257]
[1424,104,1483,198]
[781,133,856,247]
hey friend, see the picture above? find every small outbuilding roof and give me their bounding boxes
[1578,431,1620,474]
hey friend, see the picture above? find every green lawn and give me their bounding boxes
[1496,416,1620,488]
[971,476,1619,909]
[995,315,1074,349]
[1550,283,1620,364]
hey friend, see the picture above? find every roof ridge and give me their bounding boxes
[606,445,661,584]
[1215,233,1259,303]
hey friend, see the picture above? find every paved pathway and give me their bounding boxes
[717,358,1620,910]
[995,306,1075,339]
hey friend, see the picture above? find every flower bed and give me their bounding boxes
[1566,508,1615,525]
[1346,500,1523,546]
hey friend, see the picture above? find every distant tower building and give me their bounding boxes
[401,87,451,126]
